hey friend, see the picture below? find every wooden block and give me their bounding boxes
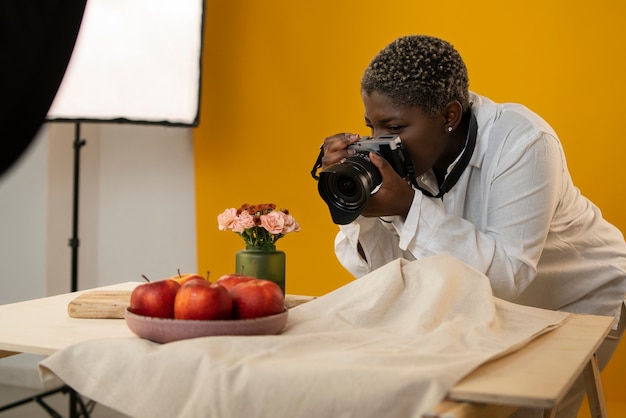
[284,294,316,309]
[67,290,132,319]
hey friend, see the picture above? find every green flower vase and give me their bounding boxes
[235,246,286,294]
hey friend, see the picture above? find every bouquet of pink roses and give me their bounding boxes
[217,203,300,251]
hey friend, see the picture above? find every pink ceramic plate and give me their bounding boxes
[125,308,288,343]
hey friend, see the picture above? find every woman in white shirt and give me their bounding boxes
[316,34,626,418]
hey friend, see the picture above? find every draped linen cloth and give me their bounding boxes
[40,255,569,418]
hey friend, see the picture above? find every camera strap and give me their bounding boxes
[311,145,324,181]
[417,110,478,199]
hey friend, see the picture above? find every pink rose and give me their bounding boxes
[260,211,285,234]
[281,213,300,233]
[231,211,256,233]
[217,208,237,231]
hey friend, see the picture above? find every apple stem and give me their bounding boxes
[206,271,211,281]
[141,274,151,283]
[177,268,182,278]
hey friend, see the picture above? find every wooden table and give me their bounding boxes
[0,283,614,418]
[429,313,612,418]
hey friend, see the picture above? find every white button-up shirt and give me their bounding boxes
[335,93,626,323]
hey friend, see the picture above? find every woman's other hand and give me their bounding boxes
[321,133,360,170]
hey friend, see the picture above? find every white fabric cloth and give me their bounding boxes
[336,93,626,324]
[40,255,569,418]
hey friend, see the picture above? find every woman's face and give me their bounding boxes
[361,90,449,177]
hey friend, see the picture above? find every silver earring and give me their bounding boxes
[447,126,453,132]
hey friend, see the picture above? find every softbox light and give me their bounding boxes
[42,1,205,294]
[47,0,204,126]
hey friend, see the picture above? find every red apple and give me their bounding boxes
[216,273,256,292]
[174,281,232,320]
[230,279,284,319]
[130,280,180,318]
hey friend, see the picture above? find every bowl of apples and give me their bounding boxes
[125,273,288,343]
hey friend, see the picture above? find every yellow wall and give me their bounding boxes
[194,0,626,411]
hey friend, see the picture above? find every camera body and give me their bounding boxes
[317,135,414,225]
[345,135,411,178]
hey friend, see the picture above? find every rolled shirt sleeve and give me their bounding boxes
[335,216,411,278]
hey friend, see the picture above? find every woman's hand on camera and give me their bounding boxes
[321,133,360,170]
[361,152,415,219]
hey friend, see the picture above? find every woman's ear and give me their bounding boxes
[442,100,463,133]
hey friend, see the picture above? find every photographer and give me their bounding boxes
[317,34,626,418]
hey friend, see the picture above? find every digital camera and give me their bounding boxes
[317,135,415,225]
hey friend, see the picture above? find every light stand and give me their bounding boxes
[69,123,86,293]
[66,122,87,417]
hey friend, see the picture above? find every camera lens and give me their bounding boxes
[317,151,382,225]
[336,175,358,198]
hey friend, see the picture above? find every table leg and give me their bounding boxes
[583,354,607,418]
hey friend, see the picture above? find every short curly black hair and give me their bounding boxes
[361,35,470,115]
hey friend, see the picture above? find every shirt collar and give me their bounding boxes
[467,92,499,171]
